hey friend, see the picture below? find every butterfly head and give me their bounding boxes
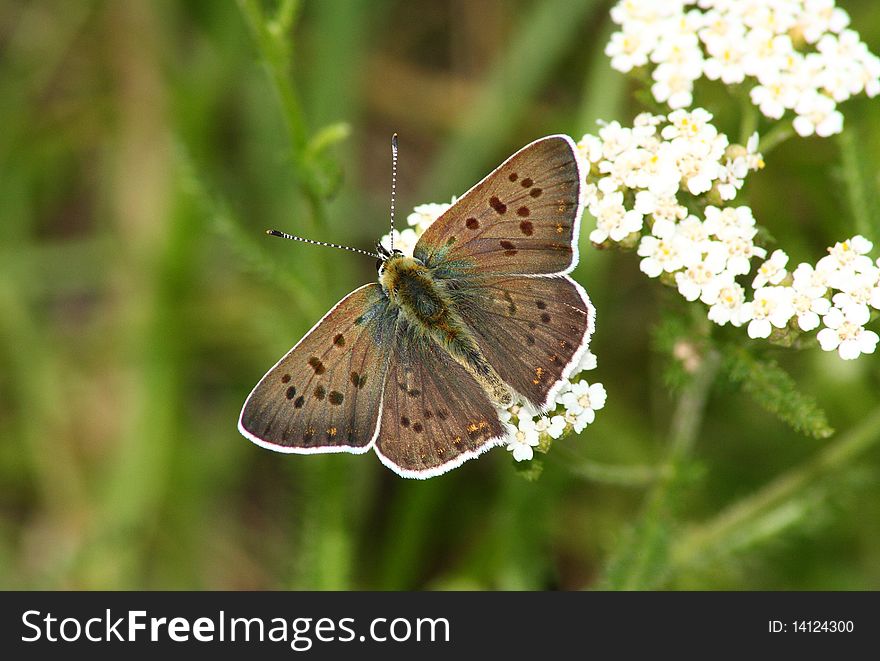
[375,241,405,274]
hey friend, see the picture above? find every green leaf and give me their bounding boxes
[721,346,834,439]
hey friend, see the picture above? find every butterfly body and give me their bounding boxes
[240,134,595,478]
[380,255,512,407]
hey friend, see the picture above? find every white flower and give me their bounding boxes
[578,134,605,163]
[576,350,598,373]
[606,27,653,72]
[791,264,832,331]
[637,235,688,278]
[743,286,795,339]
[635,190,688,238]
[793,91,844,137]
[799,0,851,44]
[406,201,452,234]
[535,415,567,440]
[560,381,606,434]
[816,235,876,289]
[589,191,644,243]
[674,251,727,303]
[716,234,767,276]
[703,205,758,241]
[817,305,879,360]
[752,249,790,288]
[607,0,879,137]
[707,275,750,327]
[505,417,540,462]
[831,267,880,321]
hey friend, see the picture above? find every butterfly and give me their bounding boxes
[238,134,594,478]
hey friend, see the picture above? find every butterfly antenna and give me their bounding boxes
[265,229,382,260]
[390,133,398,252]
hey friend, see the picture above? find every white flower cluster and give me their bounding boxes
[502,352,606,463]
[380,204,606,464]
[582,108,763,245]
[579,108,880,360]
[606,0,880,137]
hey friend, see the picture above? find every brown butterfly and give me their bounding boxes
[239,135,594,478]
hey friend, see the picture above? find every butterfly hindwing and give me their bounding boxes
[239,283,398,453]
[374,322,506,478]
[454,274,594,411]
[414,135,583,276]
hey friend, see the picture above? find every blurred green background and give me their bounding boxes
[2,0,879,590]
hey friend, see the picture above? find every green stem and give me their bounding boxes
[236,0,326,231]
[566,458,665,488]
[758,121,794,155]
[670,405,880,572]
[598,349,720,590]
[738,97,759,146]
[836,128,874,238]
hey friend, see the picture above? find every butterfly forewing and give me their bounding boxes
[414,135,583,276]
[374,324,506,478]
[239,284,398,453]
[454,275,593,410]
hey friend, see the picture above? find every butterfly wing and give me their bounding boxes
[414,134,584,276]
[454,274,594,411]
[374,321,506,478]
[239,283,398,454]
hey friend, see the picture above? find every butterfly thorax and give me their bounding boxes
[379,255,512,407]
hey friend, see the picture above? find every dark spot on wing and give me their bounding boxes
[521,177,533,188]
[530,188,542,198]
[466,217,479,230]
[517,206,530,217]
[285,386,297,400]
[499,240,517,256]
[329,391,344,405]
[413,422,423,433]
[333,333,345,347]
[528,322,537,330]
[294,395,305,408]
[519,220,534,235]
[438,409,448,420]
[407,389,421,397]
[314,385,326,400]
[308,357,326,374]
[445,236,457,246]
[281,374,291,383]
[424,409,433,419]
[536,300,547,309]
[401,416,410,428]
[508,172,518,181]
[489,196,507,214]
[526,335,535,346]
[350,371,366,388]
[541,313,551,323]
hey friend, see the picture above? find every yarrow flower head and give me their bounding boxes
[606,0,880,137]
[579,105,879,362]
